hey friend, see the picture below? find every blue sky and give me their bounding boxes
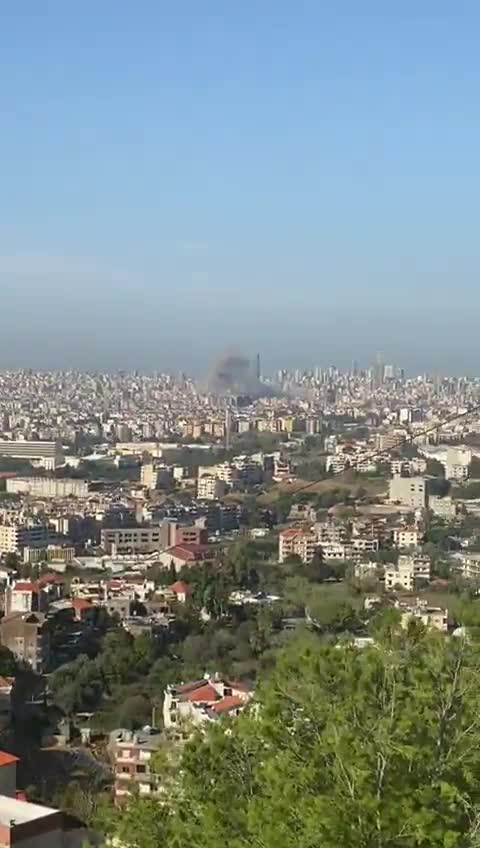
[1,2,480,374]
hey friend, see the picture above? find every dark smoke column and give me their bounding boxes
[207,351,270,399]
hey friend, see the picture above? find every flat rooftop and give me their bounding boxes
[0,795,58,826]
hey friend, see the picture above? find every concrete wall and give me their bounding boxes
[0,763,16,798]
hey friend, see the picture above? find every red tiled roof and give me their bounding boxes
[72,598,93,610]
[169,581,190,595]
[280,527,314,540]
[12,582,36,592]
[166,544,211,561]
[37,573,65,586]
[0,752,19,767]
[209,695,245,715]
[183,683,220,703]
[176,679,208,695]
[0,677,14,690]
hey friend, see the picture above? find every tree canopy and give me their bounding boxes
[111,621,480,848]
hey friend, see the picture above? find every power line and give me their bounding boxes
[290,401,480,497]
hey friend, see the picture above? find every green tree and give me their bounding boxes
[0,645,17,676]
[115,624,480,848]
[117,694,152,730]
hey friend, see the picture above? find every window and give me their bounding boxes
[136,765,147,774]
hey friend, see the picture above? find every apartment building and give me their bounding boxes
[316,521,348,545]
[320,541,354,560]
[111,727,163,804]
[351,537,379,555]
[385,555,431,592]
[272,455,292,482]
[0,439,62,470]
[140,462,173,490]
[159,521,208,549]
[101,526,162,555]
[0,522,49,555]
[326,455,347,474]
[445,447,471,481]
[389,476,428,509]
[197,475,227,501]
[429,496,457,520]
[451,553,480,580]
[385,561,415,592]
[6,477,89,498]
[279,527,318,563]
[213,463,237,485]
[392,526,422,549]
[0,612,50,672]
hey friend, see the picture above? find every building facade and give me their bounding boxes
[0,523,49,555]
[6,477,89,498]
[279,528,318,563]
[389,476,428,509]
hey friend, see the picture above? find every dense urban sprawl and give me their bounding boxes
[1,363,480,845]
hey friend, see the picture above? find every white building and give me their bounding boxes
[0,523,49,555]
[385,555,431,591]
[163,676,251,729]
[393,527,421,549]
[279,528,318,563]
[6,477,88,498]
[354,561,380,580]
[197,475,227,501]
[429,496,457,520]
[445,447,471,482]
[389,476,428,509]
[0,439,62,470]
[451,553,480,580]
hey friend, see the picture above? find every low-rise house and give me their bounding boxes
[163,675,252,730]
[396,598,448,633]
[158,543,212,572]
[4,581,47,616]
[169,581,190,604]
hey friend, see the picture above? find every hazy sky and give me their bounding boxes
[1,2,480,375]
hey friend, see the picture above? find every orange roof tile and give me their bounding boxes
[72,598,93,610]
[182,683,220,703]
[0,752,19,767]
[210,695,245,715]
[169,581,190,595]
